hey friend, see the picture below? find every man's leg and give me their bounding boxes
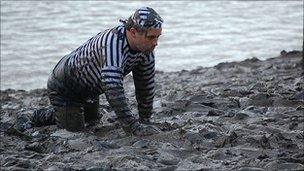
[48,88,85,132]
[16,108,56,132]
[83,97,100,126]
[54,103,85,132]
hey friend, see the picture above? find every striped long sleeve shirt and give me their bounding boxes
[66,25,155,126]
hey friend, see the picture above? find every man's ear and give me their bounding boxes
[129,28,137,38]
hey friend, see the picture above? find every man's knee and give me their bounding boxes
[84,98,100,123]
[54,106,85,132]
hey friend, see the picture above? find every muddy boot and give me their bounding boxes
[16,113,33,132]
[32,107,56,127]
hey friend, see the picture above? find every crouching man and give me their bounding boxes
[30,7,163,136]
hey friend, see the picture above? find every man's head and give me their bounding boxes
[123,7,163,54]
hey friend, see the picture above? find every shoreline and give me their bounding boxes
[1,50,303,170]
[1,50,303,92]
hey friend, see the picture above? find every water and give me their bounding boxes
[1,1,303,90]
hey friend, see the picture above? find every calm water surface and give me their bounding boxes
[1,1,303,90]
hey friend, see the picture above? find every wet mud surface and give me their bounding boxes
[1,50,303,170]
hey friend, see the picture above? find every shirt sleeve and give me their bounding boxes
[132,52,155,119]
[100,66,137,127]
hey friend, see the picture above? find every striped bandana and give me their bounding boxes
[131,7,163,29]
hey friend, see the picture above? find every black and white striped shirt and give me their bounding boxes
[66,25,155,123]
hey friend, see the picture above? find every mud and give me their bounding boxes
[1,50,303,170]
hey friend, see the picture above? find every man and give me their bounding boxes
[30,7,163,136]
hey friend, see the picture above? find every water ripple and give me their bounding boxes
[1,1,303,90]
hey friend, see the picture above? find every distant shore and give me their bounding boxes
[1,50,303,170]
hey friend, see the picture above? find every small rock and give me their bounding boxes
[0,121,13,132]
[289,122,298,130]
[236,167,264,171]
[201,131,218,139]
[239,97,253,108]
[265,161,304,170]
[133,140,149,148]
[207,109,224,116]
[46,166,60,171]
[250,93,273,106]
[234,112,249,120]
[25,142,46,153]
[183,131,205,144]
[68,139,90,151]
[259,135,271,149]
[51,129,82,139]
[156,152,180,166]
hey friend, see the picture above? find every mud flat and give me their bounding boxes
[1,50,303,170]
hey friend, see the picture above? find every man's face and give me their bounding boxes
[135,28,162,54]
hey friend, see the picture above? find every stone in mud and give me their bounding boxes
[182,131,205,145]
[221,88,254,97]
[104,155,150,170]
[95,141,121,150]
[68,138,91,151]
[215,131,238,148]
[46,166,60,170]
[234,111,249,120]
[175,158,213,171]
[3,125,32,141]
[249,82,268,92]
[188,94,209,102]
[44,154,63,163]
[156,151,180,166]
[296,105,304,111]
[234,109,261,120]
[265,161,304,171]
[207,148,232,161]
[50,129,82,139]
[133,140,150,148]
[236,167,264,171]
[272,97,303,107]
[207,109,225,116]
[157,106,186,117]
[1,102,21,110]
[288,122,298,130]
[0,121,14,132]
[250,93,273,106]
[24,142,46,153]
[238,97,253,108]
[201,131,219,139]
[203,98,240,110]
[159,165,178,171]
[259,135,271,149]
[165,90,192,102]
[8,159,35,169]
[3,157,18,167]
[85,166,113,171]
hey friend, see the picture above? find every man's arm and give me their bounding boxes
[132,53,155,122]
[100,66,160,136]
[100,66,139,133]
